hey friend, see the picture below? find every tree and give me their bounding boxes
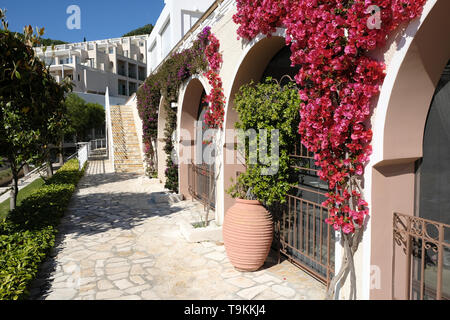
[86,103,106,132]
[64,93,105,142]
[38,38,67,46]
[0,10,72,209]
[0,30,67,47]
[122,24,154,37]
[33,75,71,177]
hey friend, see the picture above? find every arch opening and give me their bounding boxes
[222,36,286,215]
[178,78,209,201]
[371,0,450,300]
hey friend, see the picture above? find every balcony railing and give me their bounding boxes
[393,213,450,300]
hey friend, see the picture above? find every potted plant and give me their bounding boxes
[224,178,274,272]
[223,78,302,272]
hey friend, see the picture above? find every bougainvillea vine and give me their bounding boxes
[203,33,226,129]
[232,0,427,299]
[233,0,427,235]
[137,26,225,190]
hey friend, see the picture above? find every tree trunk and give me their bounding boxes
[326,225,365,300]
[10,172,19,211]
[58,137,64,166]
[204,165,213,227]
[47,154,54,177]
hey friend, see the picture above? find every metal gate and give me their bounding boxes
[393,213,450,300]
[188,162,215,210]
[279,142,335,287]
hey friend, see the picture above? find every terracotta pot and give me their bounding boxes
[223,199,273,272]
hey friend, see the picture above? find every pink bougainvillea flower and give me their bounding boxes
[232,0,427,234]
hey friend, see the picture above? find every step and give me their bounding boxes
[115,166,144,169]
[114,148,141,152]
[114,156,142,160]
[114,153,141,157]
[114,146,141,149]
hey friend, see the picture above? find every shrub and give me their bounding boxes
[0,159,85,300]
[228,78,301,206]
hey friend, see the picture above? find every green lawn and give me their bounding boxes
[0,168,12,180]
[0,178,45,221]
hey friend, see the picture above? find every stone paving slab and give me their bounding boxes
[28,160,326,300]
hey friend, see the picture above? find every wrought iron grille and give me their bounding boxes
[393,212,450,300]
[188,162,215,210]
[279,141,335,287]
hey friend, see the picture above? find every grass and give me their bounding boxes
[0,168,12,180]
[0,178,45,221]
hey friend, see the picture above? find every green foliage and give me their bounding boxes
[0,10,72,207]
[122,24,154,37]
[38,38,67,46]
[137,28,210,191]
[0,159,84,300]
[0,168,11,180]
[163,99,179,192]
[64,93,105,141]
[0,29,67,47]
[228,78,301,206]
[0,178,45,221]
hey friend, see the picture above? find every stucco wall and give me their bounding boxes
[147,0,215,74]
[144,0,449,300]
[365,0,450,300]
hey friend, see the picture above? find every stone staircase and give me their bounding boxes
[110,105,144,174]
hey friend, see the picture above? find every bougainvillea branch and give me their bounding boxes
[137,27,210,187]
[203,33,226,129]
[233,0,427,299]
[137,26,225,190]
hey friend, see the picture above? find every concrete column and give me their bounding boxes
[23,164,30,175]
[58,138,64,166]
[10,189,15,211]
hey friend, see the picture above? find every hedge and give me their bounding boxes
[0,159,85,300]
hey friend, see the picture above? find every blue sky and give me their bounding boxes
[1,0,165,42]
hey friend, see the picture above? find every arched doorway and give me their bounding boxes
[179,78,207,200]
[417,61,450,225]
[371,0,450,300]
[263,46,335,286]
[222,35,335,286]
[191,90,216,210]
[222,35,286,221]
[410,61,450,300]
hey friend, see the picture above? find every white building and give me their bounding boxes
[129,0,450,300]
[147,0,215,74]
[35,35,148,100]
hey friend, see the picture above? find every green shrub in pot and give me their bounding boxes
[228,77,301,206]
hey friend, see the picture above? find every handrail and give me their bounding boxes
[66,151,79,161]
[105,89,115,170]
[90,138,107,151]
[19,164,47,185]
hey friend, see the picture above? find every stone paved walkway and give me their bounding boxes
[29,160,326,300]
